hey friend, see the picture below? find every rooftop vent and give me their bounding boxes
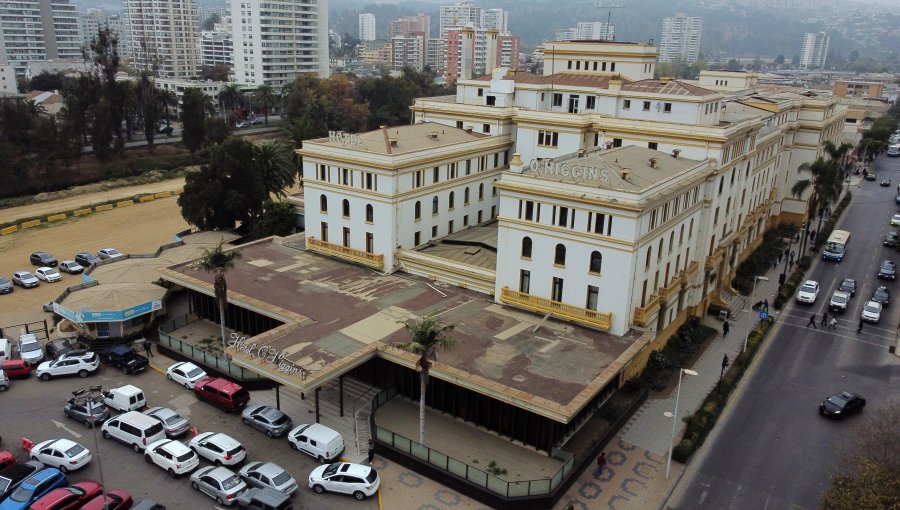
[649,157,658,169]
[464,126,474,133]
[429,132,439,139]
[389,138,399,147]
[578,149,587,157]
[672,149,681,159]
[621,169,630,180]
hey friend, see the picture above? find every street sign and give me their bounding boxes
[759,311,769,320]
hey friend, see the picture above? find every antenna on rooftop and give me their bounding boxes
[594,0,624,40]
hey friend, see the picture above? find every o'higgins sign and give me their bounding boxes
[228,332,310,380]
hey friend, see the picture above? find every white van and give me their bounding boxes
[0,338,11,363]
[887,144,900,157]
[104,384,147,412]
[101,411,166,452]
[287,423,344,462]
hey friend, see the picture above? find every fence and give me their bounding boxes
[157,313,261,381]
[370,387,576,500]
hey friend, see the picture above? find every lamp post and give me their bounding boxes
[744,276,769,352]
[80,386,109,510]
[664,368,698,480]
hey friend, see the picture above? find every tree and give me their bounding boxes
[181,88,209,156]
[86,27,125,154]
[219,83,243,121]
[774,55,785,66]
[791,140,849,250]
[253,84,276,125]
[256,200,295,237]
[282,117,314,183]
[158,88,178,128]
[394,314,455,444]
[205,117,232,146]
[253,141,295,197]
[196,240,241,357]
[138,72,160,152]
[88,98,114,162]
[28,71,65,93]
[202,12,222,31]
[727,59,741,71]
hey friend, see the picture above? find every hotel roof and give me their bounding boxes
[161,237,644,422]
[305,122,490,155]
[621,79,719,97]
[472,71,619,88]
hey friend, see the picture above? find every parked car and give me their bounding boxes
[144,407,191,437]
[881,178,891,187]
[101,411,167,452]
[883,232,899,247]
[241,405,292,438]
[235,487,292,510]
[194,377,250,412]
[29,440,91,473]
[235,122,248,129]
[97,248,125,261]
[189,432,246,466]
[102,384,146,413]
[819,391,866,418]
[878,260,896,279]
[287,423,344,463]
[57,261,83,275]
[0,369,8,391]
[18,334,44,365]
[63,397,110,427]
[828,290,850,313]
[0,460,45,502]
[0,453,13,471]
[11,271,39,288]
[99,345,149,374]
[795,280,820,303]
[44,341,73,361]
[839,278,857,296]
[27,481,102,510]
[872,286,890,306]
[166,361,207,390]
[307,462,380,501]
[190,466,247,506]
[0,277,12,294]
[34,268,61,283]
[73,253,101,268]
[157,125,174,135]
[1,360,32,379]
[79,490,133,510]
[29,252,57,267]
[861,300,882,323]
[238,462,297,496]
[249,118,262,125]
[891,214,900,226]
[35,351,99,380]
[0,468,67,510]
[144,439,199,478]
[866,172,877,181]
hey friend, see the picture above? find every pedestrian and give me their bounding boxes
[763,298,769,312]
[829,317,837,330]
[857,319,864,334]
[778,253,782,265]
[790,251,795,263]
[773,257,778,269]
[723,320,730,337]
[595,452,607,476]
[142,338,153,357]
[807,314,817,328]
[810,230,816,242]
[367,439,375,464]
[821,312,828,326]
[563,504,575,510]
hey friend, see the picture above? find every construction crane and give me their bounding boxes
[594,0,625,40]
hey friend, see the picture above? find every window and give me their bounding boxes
[365,204,374,223]
[586,285,599,311]
[319,195,328,213]
[320,222,328,242]
[433,167,439,184]
[456,121,463,129]
[538,130,559,147]
[432,225,438,237]
[478,210,483,223]
[589,251,602,273]
[448,220,454,233]
[432,197,439,215]
[365,172,374,190]
[663,102,672,113]
[479,183,485,200]
[519,270,531,293]
[342,199,350,218]
[366,233,374,253]
[413,170,422,188]
[586,96,596,109]
[464,187,470,205]
[645,247,652,269]
[623,99,631,109]
[610,62,616,71]
[679,225,685,245]
[414,231,421,245]
[521,237,532,258]
[551,277,564,301]
[492,180,498,196]
[643,101,651,111]
[554,244,566,266]
[648,142,658,150]
[477,88,483,97]
[449,191,455,209]
[612,138,622,147]
[466,159,471,174]
[552,93,563,107]
[463,215,469,226]
[414,201,421,220]
[486,96,496,106]
[342,227,350,247]
[493,153,499,168]
[524,201,535,220]
[482,124,490,133]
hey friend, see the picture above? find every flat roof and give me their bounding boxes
[305,122,489,155]
[413,222,498,270]
[161,237,644,422]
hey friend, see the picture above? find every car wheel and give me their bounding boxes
[353,491,367,501]
[191,481,199,490]
[242,418,251,425]
[289,442,297,450]
[84,419,92,427]
[59,465,68,473]
[312,484,325,494]
[184,382,191,390]
[266,430,274,438]
[132,443,141,452]
[40,373,50,381]
[145,453,152,463]
[214,459,222,467]
[317,455,325,463]
[216,497,225,505]
[166,374,172,380]
[77,370,88,378]
[102,430,111,439]
[168,468,177,478]
[0,385,6,392]
[31,455,38,462]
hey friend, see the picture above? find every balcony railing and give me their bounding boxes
[705,247,725,270]
[500,288,612,331]
[684,261,700,279]
[307,237,385,269]
[660,275,682,304]
[633,295,660,328]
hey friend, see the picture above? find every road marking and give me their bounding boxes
[778,322,893,349]
[51,419,82,439]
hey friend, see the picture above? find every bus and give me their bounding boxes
[823,230,850,262]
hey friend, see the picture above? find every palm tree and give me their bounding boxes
[791,144,845,252]
[158,89,178,128]
[24,100,46,117]
[282,118,315,186]
[254,84,276,125]
[394,314,455,444]
[219,83,243,121]
[253,141,295,197]
[197,240,242,357]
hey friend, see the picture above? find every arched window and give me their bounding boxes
[415,201,421,220]
[320,195,328,213]
[658,239,664,260]
[464,187,470,204]
[342,199,350,217]
[432,196,439,215]
[521,237,533,258]
[589,251,602,273]
[479,183,485,200]
[679,225,685,245]
[449,191,455,209]
[492,179,498,196]
[366,204,374,223]
[669,232,675,253]
[554,244,566,265]
[645,247,652,268]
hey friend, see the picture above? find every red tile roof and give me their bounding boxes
[622,79,719,96]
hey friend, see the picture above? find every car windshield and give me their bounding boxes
[0,278,7,284]
[175,451,194,462]
[21,343,40,353]
[832,294,847,303]
[186,367,204,378]
[164,414,183,425]
[89,405,106,415]
[20,273,34,279]
[10,484,33,502]
[65,443,85,457]
[800,285,816,293]
[865,304,879,313]
[107,249,121,256]
[828,395,848,406]
[221,475,242,490]
[323,463,341,477]
[0,477,11,491]
[271,471,291,485]
[272,415,288,425]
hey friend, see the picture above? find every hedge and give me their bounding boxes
[731,224,796,295]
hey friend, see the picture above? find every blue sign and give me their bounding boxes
[53,299,162,324]
[759,311,769,320]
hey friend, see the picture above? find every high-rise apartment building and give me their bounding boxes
[392,33,424,71]
[231,0,329,87]
[800,32,829,69]
[439,1,482,38]
[0,0,82,75]
[200,16,232,67]
[124,0,199,79]
[388,13,430,40]
[359,13,376,42]
[482,8,508,33]
[446,26,518,83]
[658,13,702,64]
[556,22,615,42]
[79,9,123,50]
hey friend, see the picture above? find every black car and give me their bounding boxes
[45,340,74,360]
[838,278,857,296]
[877,260,896,280]
[820,391,866,418]
[872,286,890,306]
[99,345,149,374]
[0,460,45,501]
[29,252,57,267]
[74,252,101,268]
[885,232,900,247]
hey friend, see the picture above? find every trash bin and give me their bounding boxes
[718,310,729,321]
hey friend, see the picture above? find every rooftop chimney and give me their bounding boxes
[509,152,524,173]
[649,157,658,169]
[621,169,630,180]
[672,149,681,159]
[461,24,475,81]
[464,126,473,133]
[429,132,439,139]
[485,28,499,76]
[389,138,399,147]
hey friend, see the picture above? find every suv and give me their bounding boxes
[74,253,101,268]
[0,460,45,501]
[99,345,149,374]
[795,280,820,304]
[30,252,58,267]
[872,286,890,306]
[194,377,250,412]
[44,340,74,361]
[828,290,849,313]
[36,351,99,380]
[308,462,380,501]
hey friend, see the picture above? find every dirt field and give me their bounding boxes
[0,196,190,322]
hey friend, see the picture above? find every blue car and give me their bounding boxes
[0,468,67,510]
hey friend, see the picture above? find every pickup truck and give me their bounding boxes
[99,345,149,374]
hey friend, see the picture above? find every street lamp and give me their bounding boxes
[664,368,698,480]
[79,386,109,510]
[744,276,769,352]
[781,226,806,278]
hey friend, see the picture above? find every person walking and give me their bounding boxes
[857,319,864,334]
[142,338,153,357]
[807,314,817,328]
[595,452,607,476]
[722,321,730,337]
[763,298,769,312]
[821,312,828,326]
[828,316,837,330]
[367,439,375,464]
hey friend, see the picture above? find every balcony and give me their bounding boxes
[500,287,612,332]
[307,237,385,270]
[684,261,700,280]
[633,295,660,328]
[705,247,725,270]
[659,275,682,304]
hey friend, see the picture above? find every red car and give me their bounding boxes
[28,481,103,510]
[0,451,15,471]
[193,377,250,412]
[80,489,133,510]
[1,359,32,379]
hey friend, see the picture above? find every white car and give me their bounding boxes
[97,248,126,261]
[892,214,900,227]
[18,333,44,365]
[166,361,207,390]
[36,351,99,380]
[190,466,247,506]
[11,271,39,288]
[144,438,200,478]
[189,432,246,466]
[30,438,92,473]
[795,280,820,303]
[308,462,380,501]
[34,267,62,282]
[58,260,84,274]
[861,300,882,323]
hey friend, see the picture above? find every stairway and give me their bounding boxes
[721,288,750,320]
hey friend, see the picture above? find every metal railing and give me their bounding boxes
[307,237,384,268]
[500,287,612,331]
[157,313,260,381]
[370,387,576,499]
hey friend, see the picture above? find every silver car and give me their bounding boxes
[241,405,293,438]
[190,466,247,506]
[144,406,191,437]
[239,461,298,496]
[64,398,111,427]
[0,277,12,294]
[11,271,39,288]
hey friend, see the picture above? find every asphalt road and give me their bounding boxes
[0,363,379,510]
[667,154,900,510]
